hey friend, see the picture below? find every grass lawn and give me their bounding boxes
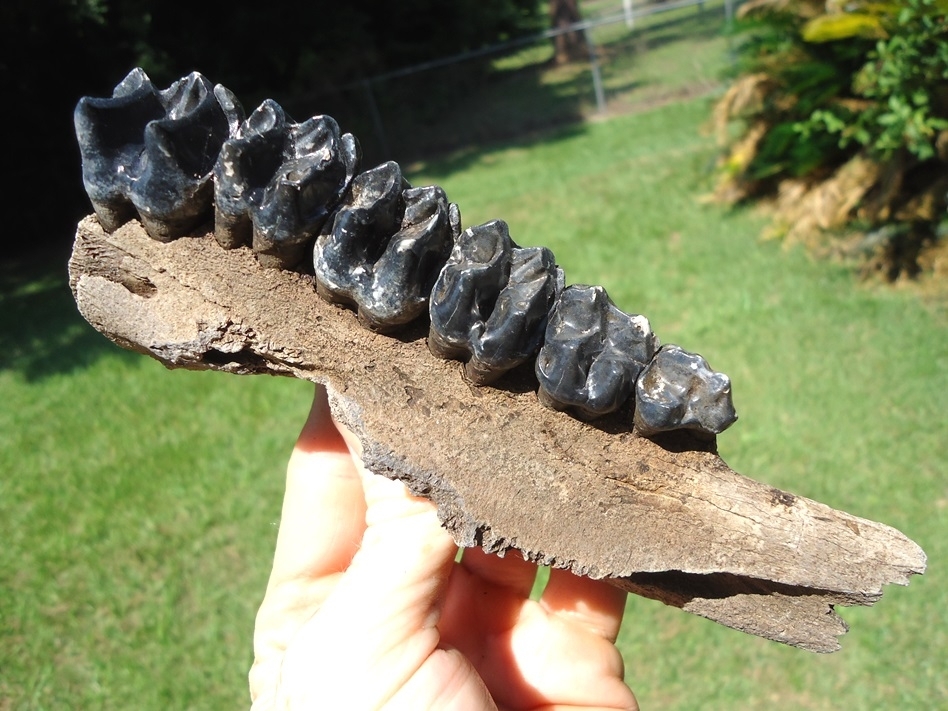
[2,95,945,708]
[357,0,731,164]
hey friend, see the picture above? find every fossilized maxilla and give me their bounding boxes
[75,68,736,438]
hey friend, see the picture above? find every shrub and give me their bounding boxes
[713,0,948,281]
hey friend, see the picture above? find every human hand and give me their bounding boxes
[249,384,638,710]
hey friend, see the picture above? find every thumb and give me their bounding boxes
[275,429,460,710]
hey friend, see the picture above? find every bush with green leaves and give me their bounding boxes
[714,0,948,279]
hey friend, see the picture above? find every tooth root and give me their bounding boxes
[429,220,561,384]
[634,345,738,438]
[536,285,658,419]
[75,69,238,241]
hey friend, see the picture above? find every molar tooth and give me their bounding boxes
[213,100,287,250]
[429,220,562,384]
[536,285,657,419]
[359,185,457,330]
[75,69,239,240]
[133,73,237,241]
[214,106,360,270]
[633,344,737,438]
[315,162,456,331]
[74,69,166,232]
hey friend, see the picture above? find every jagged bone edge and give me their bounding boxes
[74,68,736,437]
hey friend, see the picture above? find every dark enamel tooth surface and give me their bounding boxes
[633,344,737,438]
[536,284,658,419]
[214,100,288,251]
[75,68,739,440]
[314,163,457,331]
[75,69,238,242]
[75,69,165,232]
[429,219,562,385]
[215,104,360,270]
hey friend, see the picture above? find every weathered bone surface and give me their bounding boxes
[313,163,457,331]
[537,284,658,419]
[214,101,360,270]
[75,69,238,242]
[635,345,738,438]
[428,220,563,384]
[68,216,926,653]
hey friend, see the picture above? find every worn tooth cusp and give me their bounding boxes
[215,102,360,270]
[536,285,657,419]
[75,69,240,241]
[633,344,737,438]
[428,219,563,385]
[314,162,456,331]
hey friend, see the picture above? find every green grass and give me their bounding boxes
[358,1,731,163]
[2,96,945,708]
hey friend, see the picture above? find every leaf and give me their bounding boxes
[802,13,887,42]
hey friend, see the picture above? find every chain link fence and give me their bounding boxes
[289,0,739,166]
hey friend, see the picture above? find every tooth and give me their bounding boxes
[429,219,562,384]
[75,69,239,241]
[214,104,360,270]
[634,344,737,438]
[75,70,738,439]
[314,163,457,331]
[214,100,287,251]
[536,284,658,419]
[132,72,241,241]
[74,69,166,233]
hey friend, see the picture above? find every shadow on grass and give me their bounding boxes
[605,6,726,58]
[300,55,594,174]
[352,6,726,181]
[0,253,133,381]
[405,121,589,184]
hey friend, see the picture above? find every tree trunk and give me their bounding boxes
[550,0,586,64]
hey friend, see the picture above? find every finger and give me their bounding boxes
[250,385,368,705]
[540,568,628,643]
[276,472,462,709]
[460,547,539,599]
[267,384,367,588]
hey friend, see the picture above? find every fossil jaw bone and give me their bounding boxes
[74,68,737,439]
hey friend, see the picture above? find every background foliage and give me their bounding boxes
[714,0,948,281]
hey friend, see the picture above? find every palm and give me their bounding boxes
[250,387,636,711]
